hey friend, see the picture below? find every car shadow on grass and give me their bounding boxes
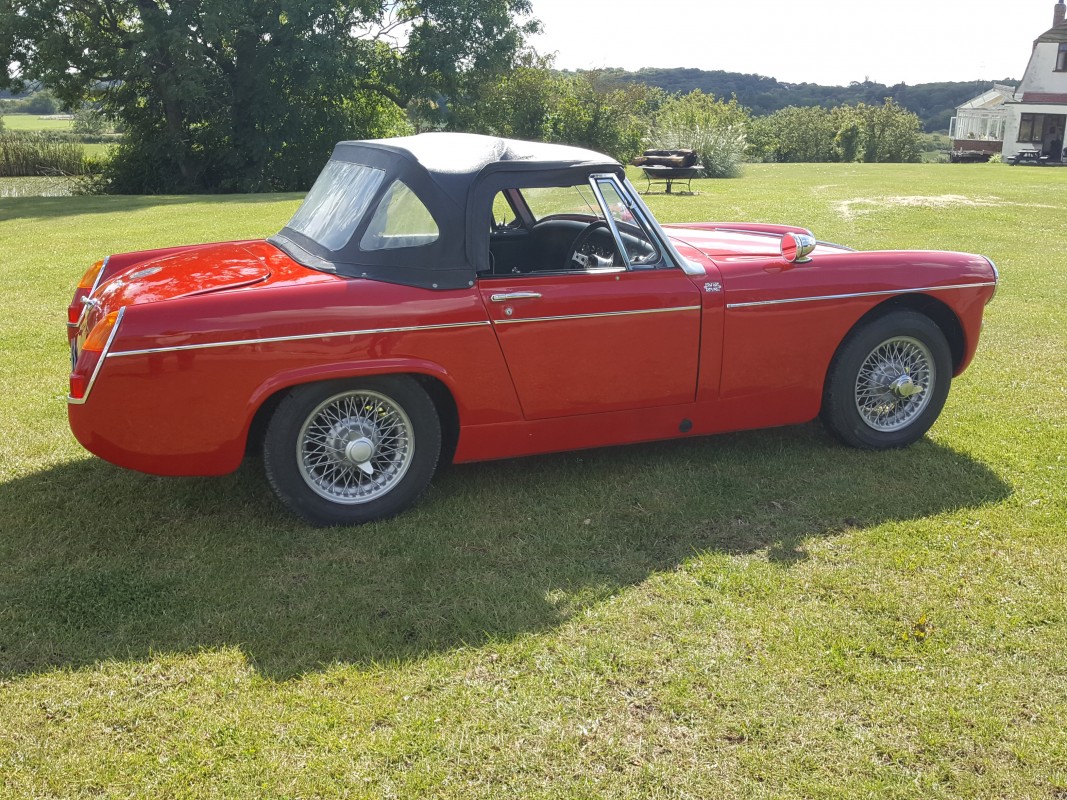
[0,192,301,223]
[0,424,1010,679]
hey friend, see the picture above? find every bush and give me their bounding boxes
[2,90,61,115]
[0,133,87,177]
[650,92,748,178]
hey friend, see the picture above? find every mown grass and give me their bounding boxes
[0,113,74,132]
[1,163,1064,798]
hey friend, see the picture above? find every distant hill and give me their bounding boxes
[593,68,1019,132]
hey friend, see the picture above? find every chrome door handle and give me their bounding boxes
[490,292,542,302]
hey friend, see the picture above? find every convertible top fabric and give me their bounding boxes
[270,133,623,290]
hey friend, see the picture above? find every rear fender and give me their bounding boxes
[244,357,461,436]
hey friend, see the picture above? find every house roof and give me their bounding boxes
[1035,22,1067,43]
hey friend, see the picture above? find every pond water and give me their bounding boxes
[0,177,76,197]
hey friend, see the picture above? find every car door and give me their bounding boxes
[478,267,701,420]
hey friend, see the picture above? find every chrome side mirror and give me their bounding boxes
[781,232,816,263]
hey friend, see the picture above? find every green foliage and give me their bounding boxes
[0,90,60,115]
[606,68,1017,132]
[650,91,749,178]
[858,99,923,163]
[0,1,537,193]
[751,99,922,163]
[0,132,86,177]
[749,106,837,163]
[71,107,109,136]
[450,65,663,162]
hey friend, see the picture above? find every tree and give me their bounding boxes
[1,1,539,192]
[750,105,836,163]
[857,99,922,163]
[449,65,663,163]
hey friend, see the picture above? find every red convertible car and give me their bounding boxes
[67,133,998,525]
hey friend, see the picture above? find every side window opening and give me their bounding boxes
[360,180,439,251]
[484,178,662,277]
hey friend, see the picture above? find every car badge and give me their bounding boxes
[130,266,162,280]
[704,282,722,293]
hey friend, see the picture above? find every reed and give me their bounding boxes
[0,132,86,177]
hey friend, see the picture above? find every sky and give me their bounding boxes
[527,0,1059,86]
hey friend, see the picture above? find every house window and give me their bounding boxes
[1058,43,1067,72]
[1018,114,1040,142]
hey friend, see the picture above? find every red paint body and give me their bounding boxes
[68,225,996,477]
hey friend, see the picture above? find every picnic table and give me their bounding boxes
[640,164,702,194]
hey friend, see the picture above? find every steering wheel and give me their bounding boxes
[568,221,619,269]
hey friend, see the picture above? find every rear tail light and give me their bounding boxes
[68,258,107,326]
[69,307,124,404]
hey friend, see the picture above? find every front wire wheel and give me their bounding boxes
[822,310,953,449]
[854,336,935,432]
[264,377,441,526]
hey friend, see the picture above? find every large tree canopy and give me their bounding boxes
[1,0,538,192]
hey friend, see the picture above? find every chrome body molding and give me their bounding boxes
[713,227,815,241]
[493,305,701,325]
[68,305,125,405]
[106,320,493,359]
[816,240,856,252]
[726,282,998,309]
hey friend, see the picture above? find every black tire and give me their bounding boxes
[821,310,952,449]
[263,376,441,526]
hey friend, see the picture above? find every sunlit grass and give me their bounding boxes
[0,163,1064,797]
[0,113,75,131]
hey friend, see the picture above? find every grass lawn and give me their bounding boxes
[0,163,1064,797]
[1,113,74,132]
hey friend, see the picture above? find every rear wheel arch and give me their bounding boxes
[245,369,461,465]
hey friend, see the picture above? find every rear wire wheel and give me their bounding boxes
[263,376,441,526]
[821,310,953,449]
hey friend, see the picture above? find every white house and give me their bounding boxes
[1001,0,1067,162]
[949,84,1016,155]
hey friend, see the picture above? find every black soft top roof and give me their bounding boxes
[270,133,623,289]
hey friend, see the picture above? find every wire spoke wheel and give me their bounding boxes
[853,335,935,432]
[822,310,952,450]
[296,390,414,504]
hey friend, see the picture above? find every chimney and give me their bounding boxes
[1056,0,1066,26]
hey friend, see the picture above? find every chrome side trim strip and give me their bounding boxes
[68,305,125,405]
[494,305,701,325]
[726,282,998,309]
[106,320,492,358]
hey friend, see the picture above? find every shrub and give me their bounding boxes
[3,90,60,115]
[651,92,748,178]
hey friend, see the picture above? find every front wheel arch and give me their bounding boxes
[827,294,966,381]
